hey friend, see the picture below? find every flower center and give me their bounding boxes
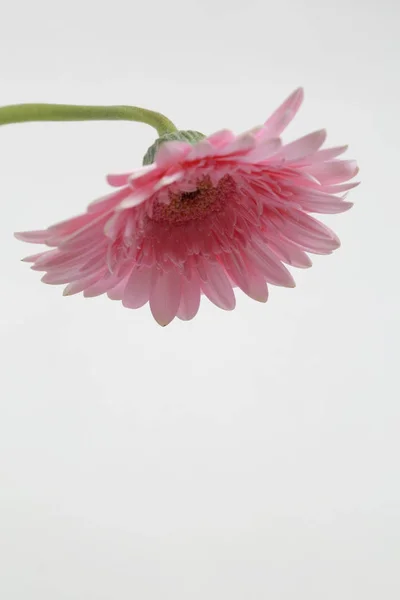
[151,175,236,225]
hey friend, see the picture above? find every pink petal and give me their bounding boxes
[83,273,123,297]
[32,241,105,271]
[106,173,132,187]
[240,138,282,163]
[275,211,341,253]
[127,166,160,189]
[14,230,49,244]
[200,261,236,310]
[118,186,158,210]
[30,249,61,268]
[21,252,45,263]
[306,160,359,184]
[150,268,182,326]
[287,184,358,212]
[58,214,108,248]
[177,275,201,321]
[107,166,157,189]
[206,129,236,149]
[104,211,128,240]
[153,172,183,192]
[285,210,341,245]
[220,252,251,294]
[41,253,105,281]
[216,133,257,158]
[87,187,133,214]
[122,267,153,309]
[42,264,105,285]
[31,248,65,271]
[262,88,304,138]
[321,181,360,193]
[63,272,107,296]
[309,145,348,163]
[280,232,335,255]
[107,276,130,300]
[297,198,353,214]
[155,141,192,166]
[243,272,269,302]
[244,238,296,287]
[279,129,327,161]
[58,232,107,258]
[47,213,97,236]
[266,236,312,269]
[188,139,216,160]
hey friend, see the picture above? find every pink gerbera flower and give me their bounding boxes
[15,88,358,325]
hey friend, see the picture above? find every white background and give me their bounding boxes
[0,0,399,598]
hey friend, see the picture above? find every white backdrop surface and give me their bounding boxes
[0,1,398,598]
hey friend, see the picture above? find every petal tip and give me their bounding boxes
[14,230,48,244]
[155,317,173,327]
[21,254,40,263]
[293,86,304,99]
[14,231,31,242]
[288,87,305,109]
[254,295,269,303]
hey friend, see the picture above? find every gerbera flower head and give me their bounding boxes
[15,88,359,325]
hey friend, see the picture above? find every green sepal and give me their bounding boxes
[142,130,206,165]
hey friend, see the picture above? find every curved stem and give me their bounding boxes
[0,103,178,136]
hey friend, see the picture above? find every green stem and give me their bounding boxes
[0,103,178,136]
